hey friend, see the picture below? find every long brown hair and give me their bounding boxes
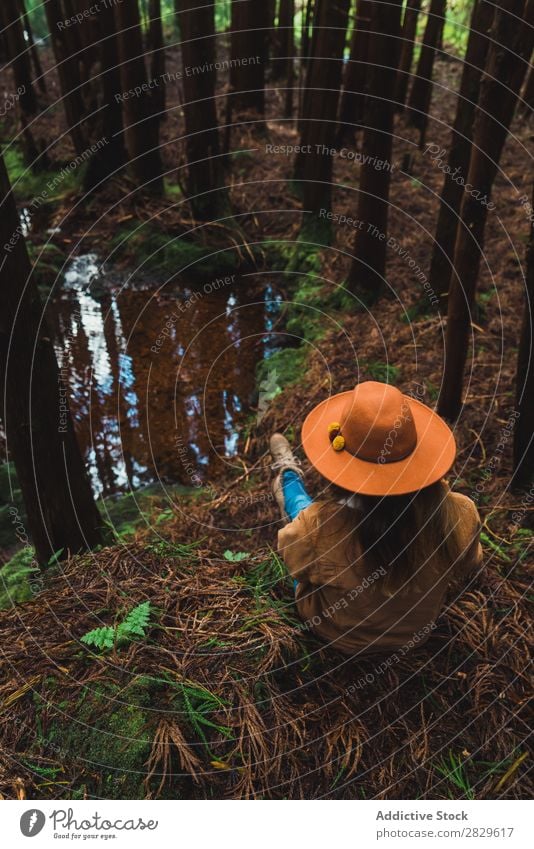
[328,480,463,594]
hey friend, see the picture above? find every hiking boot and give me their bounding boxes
[269,433,303,521]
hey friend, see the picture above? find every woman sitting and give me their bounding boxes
[270,381,482,656]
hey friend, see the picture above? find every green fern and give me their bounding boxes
[81,601,152,651]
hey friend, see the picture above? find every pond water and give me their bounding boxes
[48,255,281,496]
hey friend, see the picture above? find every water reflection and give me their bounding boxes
[48,255,279,496]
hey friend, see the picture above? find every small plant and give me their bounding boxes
[0,547,40,610]
[364,361,400,384]
[435,751,474,799]
[80,601,152,651]
[175,682,232,753]
[223,550,249,562]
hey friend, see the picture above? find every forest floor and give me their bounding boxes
[0,51,532,800]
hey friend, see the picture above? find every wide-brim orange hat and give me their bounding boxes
[301,381,456,496]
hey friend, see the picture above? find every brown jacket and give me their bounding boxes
[278,491,483,656]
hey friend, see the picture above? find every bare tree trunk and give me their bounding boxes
[395,0,422,111]
[1,0,37,115]
[512,183,534,489]
[271,0,291,79]
[114,0,163,193]
[20,0,46,94]
[298,0,315,127]
[346,0,403,296]
[337,0,373,143]
[277,0,295,117]
[438,1,534,420]
[82,1,127,190]
[148,0,166,119]
[45,0,86,154]
[230,0,269,117]
[296,0,351,241]
[0,152,102,564]
[429,0,495,306]
[407,0,446,146]
[179,0,227,220]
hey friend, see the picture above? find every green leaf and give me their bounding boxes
[80,602,152,652]
[223,550,249,562]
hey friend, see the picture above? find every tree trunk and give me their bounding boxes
[44,0,86,154]
[298,0,315,127]
[82,1,127,190]
[337,0,373,143]
[21,0,46,94]
[0,152,102,564]
[179,0,227,220]
[428,0,495,305]
[281,0,295,118]
[230,0,269,117]
[0,0,37,115]
[114,0,163,193]
[271,0,292,80]
[346,0,403,295]
[512,184,534,489]
[395,0,422,111]
[148,0,166,119]
[296,0,351,241]
[407,0,447,146]
[438,0,534,420]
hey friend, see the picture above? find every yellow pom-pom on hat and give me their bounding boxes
[327,421,341,441]
[332,435,345,452]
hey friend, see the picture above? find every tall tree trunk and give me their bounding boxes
[271,0,292,80]
[281,0,295,118]
[298,0,315,127]
[114,0,163,193]
[337,0,373,143]
[230,0,269,117]
[346,0,403,296]
[407,0,447,146]
[296,0,351,241]
[179,0,227,220]
[395,0,422,111]
[0,152,102,564]
[21,0,46,94]
[429,0,495,305]
[512,184,534,489]
[148,0,166,118]
[82,1,127,190]
[0,0,37,115]
[44,0,86,154]
[438,0,534,420]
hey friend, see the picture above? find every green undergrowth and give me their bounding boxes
[3,144,83,206]
[36,679,155,799]
[109,222,247,282]
[99,482,198,542]
[23,547,299,798]
[0,547,39,610]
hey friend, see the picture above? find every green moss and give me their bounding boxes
[256,347,307,392]
[99,483,197,542]
[109,222,242,281]
[0,547,40,610]
[43,681,154,799]
[3,144,83,205]
[363,361,400,384]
